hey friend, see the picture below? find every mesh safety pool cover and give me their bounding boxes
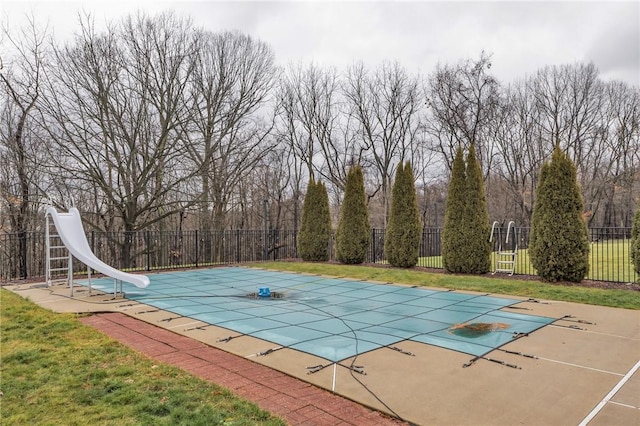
[81,267,556,362]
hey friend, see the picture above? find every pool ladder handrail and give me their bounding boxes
[490,221,518,276]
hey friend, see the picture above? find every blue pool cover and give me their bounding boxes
[81,267,556,362]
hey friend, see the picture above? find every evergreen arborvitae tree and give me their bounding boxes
[529,146,589,282]
[336,165,371,264]
[297,179,332,261]
[631,200,640,276]
[442,146,467,273]
[462,144,492,274]
[528,162,548,272]
[385,162,423,267]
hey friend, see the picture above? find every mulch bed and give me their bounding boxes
[409,265,640,291]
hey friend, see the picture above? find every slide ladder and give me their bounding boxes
[490,221,518,276]
[45,206,150,297]
[45,215,73,289]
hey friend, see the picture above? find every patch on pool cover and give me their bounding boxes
[449,322,510,338]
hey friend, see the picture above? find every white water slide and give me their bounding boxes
[45,207,150,289]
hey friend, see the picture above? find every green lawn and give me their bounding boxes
[588,239,637,283]
[255,262,640,310]
[417,239,638,283]
[0,289,285,426]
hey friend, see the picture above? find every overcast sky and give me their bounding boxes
[3,1,639,86]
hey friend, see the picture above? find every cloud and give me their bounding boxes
[586,2,639,84]
[4,0,639,86]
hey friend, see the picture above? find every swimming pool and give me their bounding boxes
[80,267,556,362]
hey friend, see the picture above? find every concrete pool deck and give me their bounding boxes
[5,271,640,425]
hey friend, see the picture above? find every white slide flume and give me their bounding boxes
[46,207,150,288]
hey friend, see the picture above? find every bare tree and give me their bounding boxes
[276,62,352,186]
[425,52,500,177]
[412,139,442,226]
[344,61,422,225]
[39,12,199,267]
[599,81,640,227]
[260,145,296,230]
[531,63,604,172]
[528,62,624,226]
[492,79,548,224]
[231,144,297,230]
[186,30,276,233]
[0,15,49,278]
[491,62,639,227]
[276,62,346,228]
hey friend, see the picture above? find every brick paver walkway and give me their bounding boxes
[80,313,405,426]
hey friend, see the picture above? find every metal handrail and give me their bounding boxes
[490,221,499,243]
[505,221,518,252]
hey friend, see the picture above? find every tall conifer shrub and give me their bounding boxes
[336,165,371,264]
[529,146,589,282]
[385,162,422,268]
[297,179,332,261]
[462,145,492,273]
[442,147,467,272]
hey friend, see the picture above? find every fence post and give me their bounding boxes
[236,230,241,264]
[195,230,199,267]
[371,228,376,263]
[272,230,277,261]
[145,231,151,271]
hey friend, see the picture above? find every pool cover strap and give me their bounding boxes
[307,363,331,374]
[388,346,415,356]
[159,315,182,323]
[463,355,521,369]
[258,347,283,356]
[498,348,537,359]
[184,325,211,332]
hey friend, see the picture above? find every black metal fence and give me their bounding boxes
[1,227,637,284]
[0,229,298,282]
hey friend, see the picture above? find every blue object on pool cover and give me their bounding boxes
[79,267,556,362]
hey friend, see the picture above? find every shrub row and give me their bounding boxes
[298,145,638,282]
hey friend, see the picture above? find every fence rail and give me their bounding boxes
[1,227,637,284]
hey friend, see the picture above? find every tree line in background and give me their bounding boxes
[2,12,640,278]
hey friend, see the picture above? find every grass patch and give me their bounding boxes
[0,289,285,426]
[588,239,637,283]
[417,240,638,283]
[253,262,640,310]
